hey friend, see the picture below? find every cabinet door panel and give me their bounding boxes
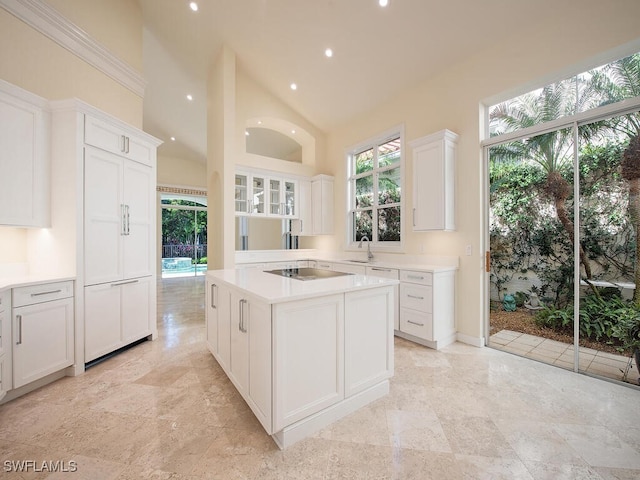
[345,287,394,397]
[13,298,74,388]
[0,88,50,227]
[84,147,123,285]
[247,299,271,431]
[400,308,433,341]
[400,283,432,313]
[229,291,249,393]
[216,285,231,371]
[84,283,122,362]
[122,161,153,279]
[121,277,152,343]
[273,294,344,431]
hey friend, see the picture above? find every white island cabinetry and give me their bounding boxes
[206,269,396,448]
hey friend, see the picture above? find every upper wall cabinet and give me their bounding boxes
[409,130,458,232]
[235,169,298,219]
[0,80,51,228]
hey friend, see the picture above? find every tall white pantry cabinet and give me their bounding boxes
[50,100,161,367]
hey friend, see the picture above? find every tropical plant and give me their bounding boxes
[622,135,640,305]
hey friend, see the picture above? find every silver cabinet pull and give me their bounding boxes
[125,136,130,154]
[121,135,126,153]
[239,299,248,333]
[371,267,392,272]
[211,284,217,309]
[121,204,126,235]
[16,314,22,345]
[413,208,416,227]
[31,289,62,297]
[407,275,424,280]
[126,204,131,235]
[111,279,139,287]
[407,319,424,327]
[407,294,425,300]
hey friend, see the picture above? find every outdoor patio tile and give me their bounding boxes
[499,344,534,356]
[590,354,630,369]
[526,351,562,364]
[494,330,523,340]
[489,336,513,346]
[516,334,546,347]
[538,339,570,353]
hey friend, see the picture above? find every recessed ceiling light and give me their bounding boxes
[186,94,193,101]
[257,120,262,125]
[170,137,176,141]
[379,0,389,6]
[291,130,296,134]
[245,130,250,136]
[290,83,297,91]
[325,48,333,58]
[189,2,198,12]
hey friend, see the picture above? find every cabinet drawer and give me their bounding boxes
[13,281,74,307]
[400,283,432,313]
[400,308,433,341]
[85,115,154,166]
[366,266,399,279]
[315,262,333,270]
[400,270,432,285]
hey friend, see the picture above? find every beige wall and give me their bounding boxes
[0,1,144,268]
[157,155,206,188]
[324,4,640,343]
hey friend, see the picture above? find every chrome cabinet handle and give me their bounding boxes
[111,279,139,287]
[31,289,62,297]
[407,294,425,300]
[211,284,217,309]
[407,319,424,327]
[121,135,126,153]
[413,208,416,227]
[371,267,392,272]
[125,136,130,154]
[239,299,248,333]
[407,275,424,280]
[126,204,130,235]
[16,315,22,345]
[121,204,126,235]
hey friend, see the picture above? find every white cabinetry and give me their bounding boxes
[366,266,400,330]
[11,281,74,389]
[410,130,458,231]
[291,179,313,235]
[311,175,334,234]
[268,177,297,217]
[0,290,10,401]
[75,109,159,364]
[333,262,366,275]
[84,146,154,285]
[229,290,272,431]
[0,80,51,227]
[84,276,153,362]
[273,294,344,431]
[206,279,271,431]
[396,269,455,349]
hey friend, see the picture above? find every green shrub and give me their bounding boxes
[534,295,640,351]
[198,256,207,264]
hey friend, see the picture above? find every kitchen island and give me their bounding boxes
[205,267,398,448]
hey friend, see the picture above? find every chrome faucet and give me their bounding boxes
[358,235,374,261]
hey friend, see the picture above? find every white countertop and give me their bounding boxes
[0,275,75,291]
[207,268,399,304]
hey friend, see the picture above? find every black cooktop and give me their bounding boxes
[265,267,353,281]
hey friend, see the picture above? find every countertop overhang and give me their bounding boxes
[207,268,399,304]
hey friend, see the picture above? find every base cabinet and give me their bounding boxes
[0,290,10,400]
[397,269,455,349]
[85,276,153,363]
[12,282,74,389]
[207,273,395,446]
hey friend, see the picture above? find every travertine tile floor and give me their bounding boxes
[1,275,640,479]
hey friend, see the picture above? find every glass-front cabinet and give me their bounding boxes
[236,170,297,219]
[235,173,249,214]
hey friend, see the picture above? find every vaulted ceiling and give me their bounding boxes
[137,0,602,163]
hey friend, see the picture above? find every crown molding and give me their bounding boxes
[0,0,146,97]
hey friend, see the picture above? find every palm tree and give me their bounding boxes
[622,135,640,305]
[490,78,600,279]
